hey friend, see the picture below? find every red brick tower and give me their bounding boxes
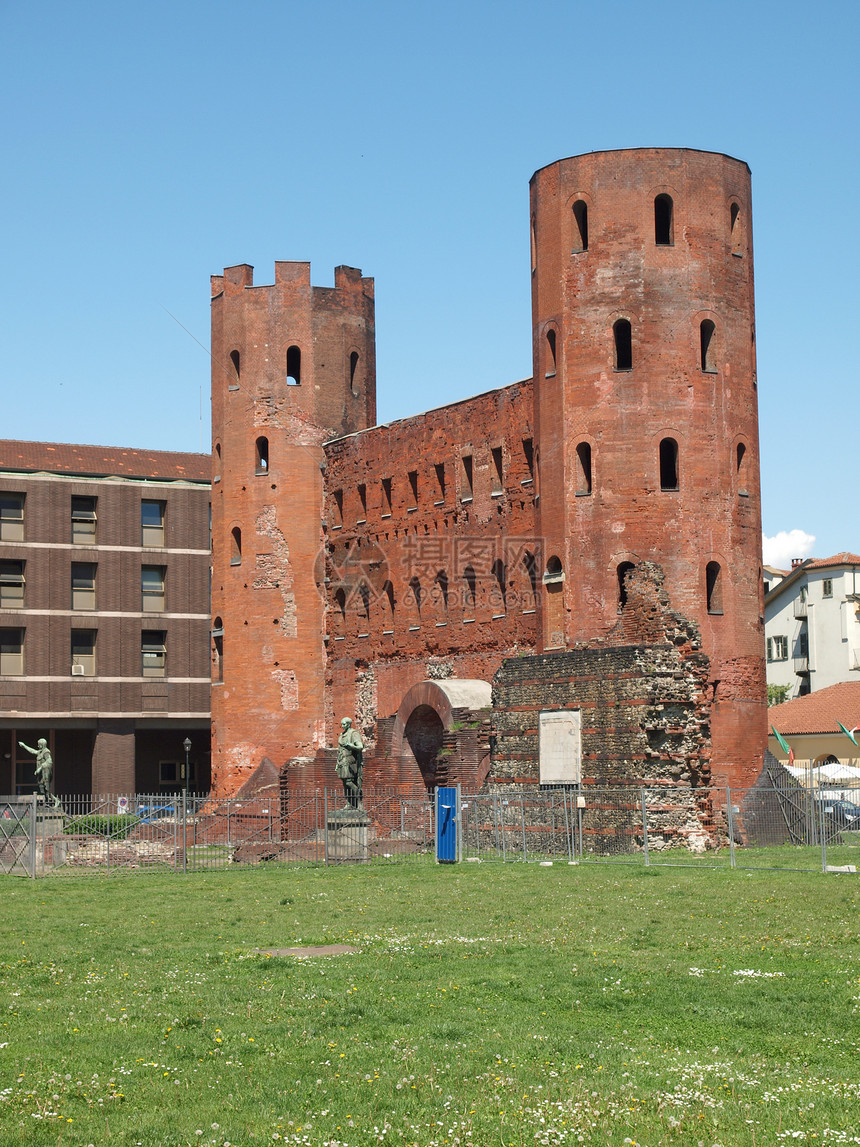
[210,263,375,795]
[530,148,765,786]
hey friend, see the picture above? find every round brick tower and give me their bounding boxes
[530,148,765,787]
[210,262,375,796]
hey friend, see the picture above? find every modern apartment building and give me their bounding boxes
[0,441,211,795]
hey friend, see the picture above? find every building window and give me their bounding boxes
[545,328,557,377]
[572,200,588,253]
[822,578,833,598]
[0,627,23,675]
[71,628,96,676]
[230,527,242,565]
[613,319,632,370]
[0,493,24,541]
[434,463,446,502]
[212,618,224,682]
[617,561,635,608]
[71,562,96,610]
[255,437,269,474]
[736,442,747,489]
[349,351,360,393]
[575,442,592,494]
[700,320,717,373]
[655,194,673,245]
[491,447,504,494]
[142,630,166,677]
[141,566,166,612]
[460,455,473,501]
[0,560,25,607]
[382,580,395,620]
[409,576,422,617]
[730,202,743,255]
[286,345,301,385]
[408,470,419,509]
[434,570,449,614]
[71,496,97,544]
[381,477,392,516]
[463,566,477,612]
[706,561,723,614]
[229,350,240,380]
[141,500,166,547]
[767,635,789,661]
[492,559,507,613]
[659,438,679,490]
[357,483,367,521]
[522,438,534,482]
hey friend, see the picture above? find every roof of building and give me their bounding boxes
[769,682,860,736]
[764,552,860,603]
[0,440,210,483]
[807,553,860,570]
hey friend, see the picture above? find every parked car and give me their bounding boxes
[815,798,860,827]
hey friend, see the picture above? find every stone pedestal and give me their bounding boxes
[326,808,371,861]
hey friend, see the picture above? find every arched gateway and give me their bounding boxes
[389,680,492,790]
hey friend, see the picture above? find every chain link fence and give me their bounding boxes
[3,781,859,877]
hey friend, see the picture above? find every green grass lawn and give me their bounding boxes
[1,863,859,1147]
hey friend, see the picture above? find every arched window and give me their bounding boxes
[736,442,748,492]
[613,319,632,370]
[358,582,371,623]
[382,580,395,620]
[523,550,538,607]
[545,555,563,580]
[706,562,723,614]
[545,328,557,377]
[212,617,224,682]
[229,350,240,380]
[659,438,679,491]
[214,442,222,475]
[435,570,449,613]
[730,202,743,255]
[255,436,269,474]
[463,566,477,612]
[617,561,635,608]
[700,320,717,373]
[349,351,360,393]
[409,577,422,618]
[286,345,301,386]
[230,527,241,566]
[572,200,588,253]
[334,587,346,621]
[655,194,673,245]
[575,442,592,494]
[492,559,507,613]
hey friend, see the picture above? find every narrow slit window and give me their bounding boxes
[435,570,449,613]
[349,351,360,392]
[408,470,419,509]
[706,562,723,614]
[613,319,632,370]
[229,350,240,380]
[357,483,367,521]
[522,438,534,482]
[383,581,395,618]
[492,559,507,613]
[659,438,679,490]
[409,576,422,617]
[0,493,25,541]
[434,463,446,502]
[491,446,504,494]
[572,200,588,252]
[460,455,473,501]
[545,329,557,377]
[617,561,635,608]
[255,436,269,474]
[700,320,717,372]
[463,566,477,611]
[333,489,343,526]
[575,442,592,494]
[230,527,242,565]
[730,202,743,255]
[359,582,371,621]
[655,194,673,245]
[381,477,392,515]
[523,550,538,604]
[286,345,301,385]
[212,618,224,682]
[736,442,748,492]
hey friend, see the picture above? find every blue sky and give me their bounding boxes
[1,0,857,565]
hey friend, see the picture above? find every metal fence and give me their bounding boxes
[3,782,859,877]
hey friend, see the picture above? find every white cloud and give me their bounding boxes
[762,529,815,569]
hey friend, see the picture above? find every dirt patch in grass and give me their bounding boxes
[256,943,360,957]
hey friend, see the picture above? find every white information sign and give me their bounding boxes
[539,709,582,785]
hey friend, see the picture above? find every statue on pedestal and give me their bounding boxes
[18,739,61,808]
[335,717,364,811]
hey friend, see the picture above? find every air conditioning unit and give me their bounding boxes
[71,664,85,676]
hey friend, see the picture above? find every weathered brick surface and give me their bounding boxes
[211,149,767,800]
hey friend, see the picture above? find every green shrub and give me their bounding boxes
[63,813,141,838]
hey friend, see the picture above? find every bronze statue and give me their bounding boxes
[18,738,60,807]
[335,717,364,809]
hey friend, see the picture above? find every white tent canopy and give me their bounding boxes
[786,762,860,783]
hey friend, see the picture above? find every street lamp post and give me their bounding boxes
[182,737,192,797]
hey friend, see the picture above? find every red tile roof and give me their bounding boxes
[0,440,210,483]
[769,682,860,735]
[806,553,860,569]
